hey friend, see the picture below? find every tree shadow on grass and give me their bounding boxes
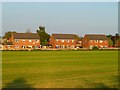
[3,77,35,89]
[94,82,111,88]
[94,75,119,89]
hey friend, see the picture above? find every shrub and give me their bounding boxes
[92,46,99,50]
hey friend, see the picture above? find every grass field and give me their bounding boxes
[2,50,118,88]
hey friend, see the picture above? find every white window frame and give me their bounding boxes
[72,40,75,43]
[56,39,58,42]
[29,40,32,42]
[15,39,19,42]
[99,40,103,43]
[61,40,64,42]
[22,39,25,42]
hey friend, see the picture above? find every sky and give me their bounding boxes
[1,1,118,37]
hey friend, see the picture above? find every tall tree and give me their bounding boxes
[106,34,113,46]
[36,26,50,46]
[115,33,119,41]
[74,34,81,41]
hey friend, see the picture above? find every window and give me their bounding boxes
[56,39,58,42]
[100,45,103,48]
[29,40,32,42]
[66,40,69,42]
[90,45,93,49]
[72,40,74,43]
[61,40,64,42]
[90,40,92,43]
[55,45,59,48]
[95,40,98,43]
[15,45,19,48]
[99,40,103,43]
[22,45,26,48]
[61,45,65,48]
[79,41,82,43]
[15,39,19,42]
[22,40,25,42]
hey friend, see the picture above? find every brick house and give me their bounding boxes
[82,34,108,49]
[116,39,120,47]
[4,42,13,49]
[9,33,40,49]
[49,34,77,49]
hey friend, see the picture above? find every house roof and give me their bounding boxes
[85,34,108,40]
[52,34,75,39]
[13,33,40,39]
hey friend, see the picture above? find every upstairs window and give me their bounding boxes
[66,40,69,42]
[61,40,64,42]
[56,39,58,42]
[95,40,98,43]
[15,39,19,42]
[99,40,103,43]
[22,40,25,42]
[29,40,32,42]
[72,40,74,42]
[90,40,92,43]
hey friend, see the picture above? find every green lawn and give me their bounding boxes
[2,50,118,88]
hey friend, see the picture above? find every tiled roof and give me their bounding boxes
[52,34,75,39]
[85,34,108,40]
[13,33,40,39]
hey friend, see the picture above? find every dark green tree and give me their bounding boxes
[3,31,16,39]
[106,34,113,46]
[36,26,50,46]
[110,33,120,46]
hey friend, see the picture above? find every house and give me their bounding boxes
[0,38,3,50]
[82,34,108,49]
[9,33,40,49]
[4,42,13,49]
[116,38,120,47]
[49,34,77,49]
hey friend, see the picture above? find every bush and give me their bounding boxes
[92,46,99,50]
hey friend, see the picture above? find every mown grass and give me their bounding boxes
[2,50,118,88]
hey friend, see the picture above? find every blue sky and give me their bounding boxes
[2,2,118,36]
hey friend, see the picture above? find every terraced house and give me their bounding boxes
[49,34,77,49]
[9,33,40,49]
[82,34,108,49]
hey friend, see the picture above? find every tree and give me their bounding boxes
[3,31,16,39]
[36,26,50,46]
[74,34,81,41]
[115,33,119,41]
[110,33,120,46]
[106,34,113,46]
[111,36,116,46]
